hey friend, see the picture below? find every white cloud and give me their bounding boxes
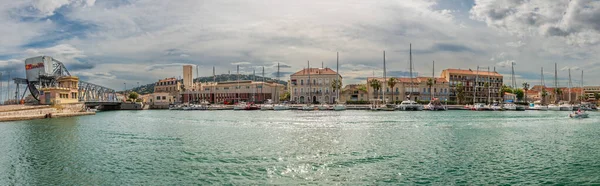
[470,0,600,45]
[496,60,515,68]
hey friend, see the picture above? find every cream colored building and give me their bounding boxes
[366,77,450,103]
[289,68,342,104]
[340,84,368,103]
[441,69,503,104]
[154,77,181,94]
[183,65,193,90]
[39,76,80,105]
[180,80,285,104]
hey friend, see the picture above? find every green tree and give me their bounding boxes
[128,92,139,101]
[554,88,563,103]
[331,79,342,103]
[456,83,465,105]
[514,88,524,101]
[357,84,367,92]
[594,92,600,101]
[541,89,548,105]
[522,82,530,103]
[426,78,434,101]
[388,78,397,103]
[369,79,382,102]
[483,82,490,104]
[280,91,290,101]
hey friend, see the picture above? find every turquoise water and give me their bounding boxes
[1,110,600,185]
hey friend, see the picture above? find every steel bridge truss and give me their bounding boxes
[78,81,118,102]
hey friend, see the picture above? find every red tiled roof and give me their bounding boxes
[443,69,502,77]
[291,68,339,76]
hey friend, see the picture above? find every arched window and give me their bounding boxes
[301,80,304,85]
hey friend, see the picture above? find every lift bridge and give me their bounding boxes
[13,56,119,106]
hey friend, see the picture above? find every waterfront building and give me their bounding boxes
[183,65,193,90]
[583,86,600,101]
[441,69,503,104]
[289,68,342,104]
[365,77,450,103]
[39,76,79,105]
[339,84,368,103]
[530,85,582,103]
[154,77,181,94]
[180,80,285,104]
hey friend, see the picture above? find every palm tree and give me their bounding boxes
[456,83,465,105]
[426,78,434,101]
[522,82,530,103]
[369,79,382,102]
[387,78,397,103]
[554,88,563,103]
[541,89,548,105]
[594,92,600,101]
[331,79,342,103]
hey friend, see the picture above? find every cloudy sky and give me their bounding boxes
[1,0,599,94]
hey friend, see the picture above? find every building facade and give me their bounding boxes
[340,84,368,103]
[183,65,193,90]
[289,68,342,104]
[39,76,79,105]
[154,77,181,94]
[180,80,285,104]
[365,77,450,103]
[441,69,503,104]
[583,86,600,101]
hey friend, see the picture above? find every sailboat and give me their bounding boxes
[532,67,548,111]
[302,61,317,111]
[547,63,561,111]
[425,61,447,111]
[398,44,423,111]
[273,63,290,111]
[559,68,574,111]
[333,52,347,111]
[371,51,395,111]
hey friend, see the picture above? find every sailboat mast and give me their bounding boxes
[488,67,491,104]
[409,44,413,100]
[262,66,264,103]
[474,66,478,104]
[237,65,240,103]
[581,70,583,103]
[568,68,572,103]
[277,63,280,104]
[432,61,435,100]
[308,61,311,104]
[212,66,215,103]
[383,50,386,104]
[555,63,558,103]
[336,52,340,104]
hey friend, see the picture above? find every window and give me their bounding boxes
[294,88,297,93]
[301,88,303,93]
[301,80,304,85]
[423,88,426,93]
[157,96,161,100]
[162,96,166,100]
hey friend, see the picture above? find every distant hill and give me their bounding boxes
[127,74,287,95]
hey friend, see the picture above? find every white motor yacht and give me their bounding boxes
[273,104,290,111]
[302,104,317,111]
[558,101,573,111]
[502,102,517,111]
[530,101,548,111]
[233,102,247,110]
[397,100,423,111]
[548,104,560,111]
[261,104,274,110]
[333,104,347,111]
[318,104,331,111]
[372,104,396,111]
[489,101,503,111]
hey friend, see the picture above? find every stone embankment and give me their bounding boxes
[0,103,95,122]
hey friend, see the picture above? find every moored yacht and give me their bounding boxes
[471,103,488,111]
[273,103,290,111]
[531,101,548,111]
[502,102,517,111]
[302,104,317,111]
[558,101,573,111]
[318,104,331,111]
[397,100,423,111]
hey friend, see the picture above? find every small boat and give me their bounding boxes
[333,104,347,111]
[471,103,488,111]
[548,104,560,111]
[302,104,317,111]
[372,104,396,111]
[318,104,331,111]
[425,99,447,111]
[397,100,423,111]
[558,101,573,111]
[261,104,274,110]
[569,110,589,118]
[530,101,548,111]
[233,102,247,110]
[273,104,290,111]
[87,107,98,112]
[489,101,503,111]
[502,102,517,111]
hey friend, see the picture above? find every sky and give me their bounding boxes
[1,0,600,95]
